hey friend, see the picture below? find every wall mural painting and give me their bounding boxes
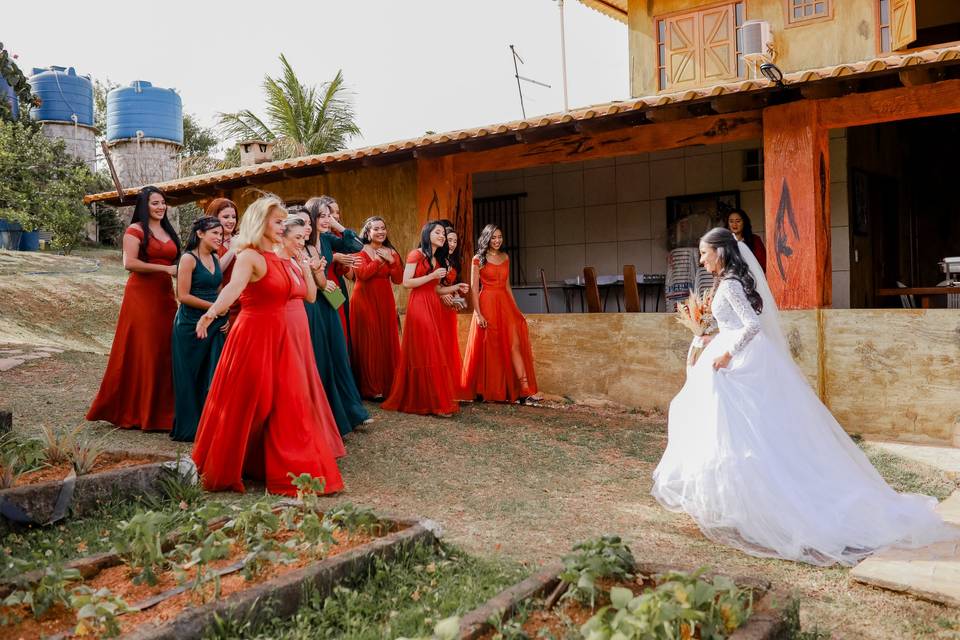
[774,179,800,281]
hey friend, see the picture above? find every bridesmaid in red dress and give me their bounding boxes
[208,198,240,328]
[278,216,345,458]
[349,216,403,400]
[192,196,343,496]
[462,224,541,404]
[87,186,179,431]
[382,221,465,417]
[438,226,470,398]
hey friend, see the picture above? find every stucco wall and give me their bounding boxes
[227,161,420,309]
[458,308,960,444]
[628,0,879,97]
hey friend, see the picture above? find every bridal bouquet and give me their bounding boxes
[675,289,717,366]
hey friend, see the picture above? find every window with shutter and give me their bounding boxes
[891,0,917,50]
[785,0,832,25]
[656,2,744,91]
[879,0,960,53]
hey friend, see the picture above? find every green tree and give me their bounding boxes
[0,42,35,121]
[0,120,93,253]
[217,54,360,159]
[92,78,119,136]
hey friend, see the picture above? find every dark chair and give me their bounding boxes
[583,266,602,313]
[623,264,641,313]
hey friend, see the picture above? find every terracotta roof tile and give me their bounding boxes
[85,44,960,204]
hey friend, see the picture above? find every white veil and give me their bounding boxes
[737,241,790,358]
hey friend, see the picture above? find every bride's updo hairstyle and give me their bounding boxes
[701,227,763,314]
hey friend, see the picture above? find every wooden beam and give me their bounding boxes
[819,78,960,129]
[763,101,831,310]
[799,81,850,100]
[453,111,762,174]
[710,92,770,114]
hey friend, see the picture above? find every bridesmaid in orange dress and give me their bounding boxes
[382,221,466,417]
[192,196,343,496]
[87,186,179,431]
[438,226,469,398]
[462,224,541,404]
[349,216,403,400]
[277,216,345,458]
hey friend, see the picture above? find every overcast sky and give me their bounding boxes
[7,1,628,151]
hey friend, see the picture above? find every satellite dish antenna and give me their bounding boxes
[509,44,551,119]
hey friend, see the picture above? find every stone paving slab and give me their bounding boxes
[850,491,960,606]
[870,441,960,476]
[0,358,24,372]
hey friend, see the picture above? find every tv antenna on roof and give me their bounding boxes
[509,45,551,119]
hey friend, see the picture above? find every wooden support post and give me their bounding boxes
[0,409,10,435]
[416,156,474,260]
[763,101,831,309]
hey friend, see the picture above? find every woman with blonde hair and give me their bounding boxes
[192,195,344,497]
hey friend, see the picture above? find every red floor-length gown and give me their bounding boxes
[87,224,177,431]
[284,258,346,459]
[461,255,539,402]
[439,266,468,399]
[349,250,403,399]
[192,249,344,496]
[381,250,460,416]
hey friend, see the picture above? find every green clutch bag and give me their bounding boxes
[322,287,346,310]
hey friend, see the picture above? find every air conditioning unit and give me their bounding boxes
[741,20,773,60]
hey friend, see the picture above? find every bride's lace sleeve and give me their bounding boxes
[722,279,761,355]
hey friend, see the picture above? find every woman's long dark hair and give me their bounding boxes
[303,197,328,247]
[701,227,763,314]
[443,226,461,277]
[726,208,755,243]
[474,223,502,268]
[359,216,396,251]
[130,186,180,260]
[184,216,223,252]
[418,220,448,266]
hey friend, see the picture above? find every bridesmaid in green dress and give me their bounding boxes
[301,198,370,435]
[171,216,227,442]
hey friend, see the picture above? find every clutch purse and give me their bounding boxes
[322,287,346,310]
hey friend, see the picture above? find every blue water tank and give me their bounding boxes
[106,80,182,144]
[0,77,18,119]
[28,66,93,126]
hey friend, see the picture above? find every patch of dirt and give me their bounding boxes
[14,452,169,487]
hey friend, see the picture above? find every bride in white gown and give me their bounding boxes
[652,227,957,567]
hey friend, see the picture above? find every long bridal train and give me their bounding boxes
[652,239,958,567]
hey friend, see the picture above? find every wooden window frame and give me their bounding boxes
[876,0,960,55]
[655,0,745,92]
[783,0,833,27]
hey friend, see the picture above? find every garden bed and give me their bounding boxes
[459,538,786,640]
[0,479,438,639]
[0,453,175,530]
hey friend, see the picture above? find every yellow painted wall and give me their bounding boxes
[628,0,879,97]
[227,161,420,310]
[458,309,960,445]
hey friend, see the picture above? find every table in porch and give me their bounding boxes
[875,286,960,308]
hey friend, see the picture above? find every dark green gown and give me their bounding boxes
[171,252,226,442]
[304,230,369,435]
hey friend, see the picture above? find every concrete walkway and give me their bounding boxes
[871,440,960,477]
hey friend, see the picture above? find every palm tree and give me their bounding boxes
[218,54,360,159]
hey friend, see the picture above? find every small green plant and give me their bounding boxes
[2,563,82,619]
[324,502,383,535]
[777,597,831,639]
[70,430,108,475]
[70,585,131,638]
[0,455,20,489]
[289,472,327,512]
[579,568,753,640]
[149,461,205,508]
[113,510,171,586]
[173,529,232,602]
[39,425,77,465]
[0,431,44,475]
[559,535,636,605]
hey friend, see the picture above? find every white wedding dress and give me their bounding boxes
[652,243,958,566]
